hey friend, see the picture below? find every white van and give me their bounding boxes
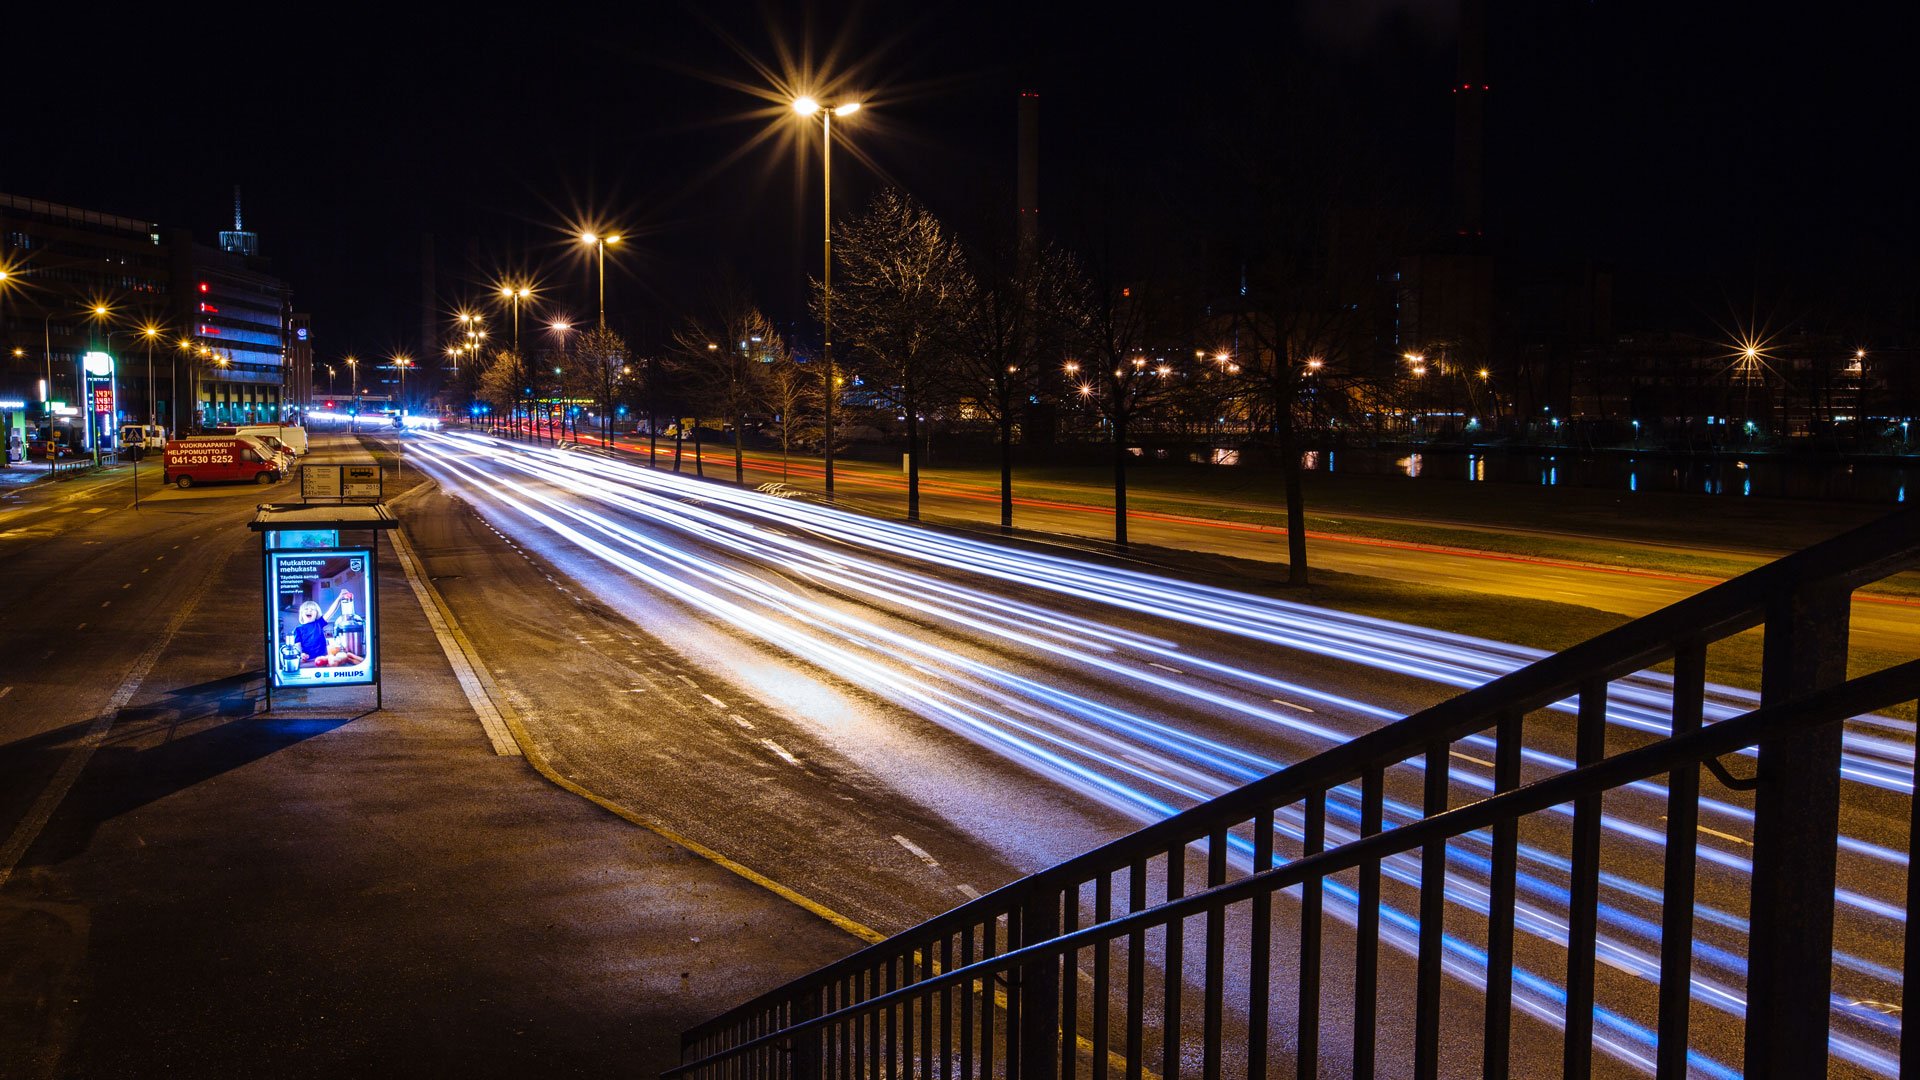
[118,424,169,459]
[212,424,308,456]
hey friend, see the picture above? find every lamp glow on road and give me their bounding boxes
[402,431,1910,1078]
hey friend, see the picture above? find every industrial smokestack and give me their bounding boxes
[420,232,437,367]
[1017,90,1039,261]
[1452,0,1486,239]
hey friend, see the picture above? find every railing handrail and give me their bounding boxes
[671,656,1920,1075]
[684,504,1920,1043]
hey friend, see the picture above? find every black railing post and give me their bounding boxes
[791,986,820,1080]
[1743,581,1851,1078]
[1655,640,1706,1079]
[1019,888,1062,1080]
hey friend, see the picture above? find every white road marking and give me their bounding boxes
[75,623,86,630]
[1658,816,1753,847]
[955,884,982,899]
[1270,698,1316,713]
[760,739,801,766]
[99,601,110,608]
[121,583,132,589]
[676,675,701,689]
[0,687,11,700]
[389,526,521,757]
[893,835,940,868]
[1450,750,1497,768]
[701,693,729,709]
[733,717,755,729]
[622,687,647,694]
[84,507,106,514]
[1147,661,1184,675]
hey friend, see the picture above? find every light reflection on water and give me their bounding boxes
[1287,447,1914,503]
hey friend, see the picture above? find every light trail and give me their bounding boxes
[411,433,1911,1076]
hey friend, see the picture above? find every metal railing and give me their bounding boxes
[674,505,1920,1079]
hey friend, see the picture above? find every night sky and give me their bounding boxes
[6,1,1911,359]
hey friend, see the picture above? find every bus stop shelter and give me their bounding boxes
[250,503,399,711]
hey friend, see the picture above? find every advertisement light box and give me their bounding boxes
[265,548,377,688]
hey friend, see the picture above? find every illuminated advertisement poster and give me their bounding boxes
[266,549,376,688]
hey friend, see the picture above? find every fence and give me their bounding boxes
[674,505,1920,1079]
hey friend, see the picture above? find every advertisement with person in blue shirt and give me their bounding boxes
[266,549,376,688]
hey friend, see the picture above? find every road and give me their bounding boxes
[1,430,1907,1075]
[586,436,1920,655]
[397,430,1913,1077]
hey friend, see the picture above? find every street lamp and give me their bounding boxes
[794,94,862,499]
[579,233,621,330]
[499,284,532,352]
[391,353,414,417]
[110,324,164,430]
[345,355,359,430]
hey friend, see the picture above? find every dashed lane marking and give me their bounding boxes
[893,835,940,868]
[701,693,729,709]
[676,674,701,689]
[74,623,86,631]
[1659,816,1754,847]
[733,716,755,729]
[0,687,11,700]
[1450,750,1497,769]
[956,884,982,899]
[1147,661,1184,675]
[1270,698,1316,713]
[760,739,801,766]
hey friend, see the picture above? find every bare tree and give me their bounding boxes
[1058,270,1190,549]
[572,327,632,448]
[1205,58,1412,586]
[822,190,967,521]
[479,348,530,438]
[759,347,820,482]
[949,232,1081,532]
[669,288,781,484]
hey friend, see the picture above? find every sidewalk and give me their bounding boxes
[0,457,93,490]
[0,450,857,1077]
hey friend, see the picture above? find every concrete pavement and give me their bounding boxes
[0,434,858,1077]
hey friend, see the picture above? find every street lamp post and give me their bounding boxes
[794,95,861,499]
[500,285,531,352]
[346,356,359,431]
[579,233,621,330]
[547,321,574,443]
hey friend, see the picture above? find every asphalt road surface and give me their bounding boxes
[398,430,1914,1077]
[2,430,1908,1076]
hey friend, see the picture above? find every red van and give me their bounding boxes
[162,438,282,488]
